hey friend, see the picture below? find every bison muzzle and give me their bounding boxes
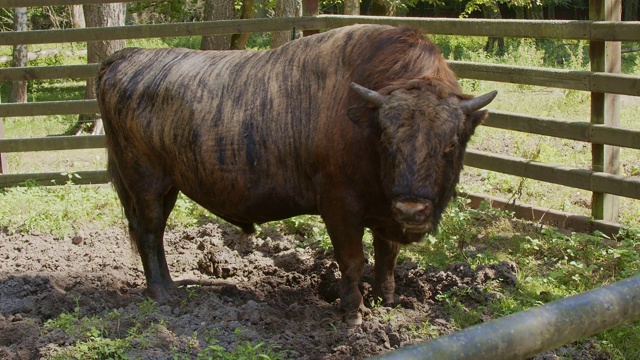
[96,24,496,327]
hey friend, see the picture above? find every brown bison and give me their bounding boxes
[96,24,496,326]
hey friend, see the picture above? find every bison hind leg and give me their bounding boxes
[107,156,179,301]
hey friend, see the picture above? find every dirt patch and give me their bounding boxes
[0,221,552,359]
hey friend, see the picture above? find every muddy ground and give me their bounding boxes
[0,220,604,359]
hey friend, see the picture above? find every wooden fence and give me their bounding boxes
[1,1,639,234]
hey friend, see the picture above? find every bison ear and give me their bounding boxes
[347,105,378,128]
[460,110,488,144]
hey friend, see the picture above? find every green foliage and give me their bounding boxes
[278,215,333,251]
[167,194,216,228]
[171,329,288,360]
[44,299,131,359]
[0,183,122,238]
[411,197,640,354]
[162,36,203,50]
[128,0,205,24]
[246,32,272,50]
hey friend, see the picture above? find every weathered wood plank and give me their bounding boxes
[0,17,322,46]
[0,135,105,153]
[590,72,640,96]
[464,150,640,200]
[2,17,639,46]
[0,0,147,7]
[463,192,622,237]
[4,61,637,101]
[591,21,640,41]
[589,0,621,221]
[0,97,6,174]
[449,62,591,91]
[0,64,98,81]
[0,100,98,118]
[0,170,109,188]
[485,111,640,150]
[321,16,592,39]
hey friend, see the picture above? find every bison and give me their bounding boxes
[96,24,496,326]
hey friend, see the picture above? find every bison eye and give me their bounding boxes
[443,141,457,154]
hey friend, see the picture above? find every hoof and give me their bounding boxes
[343,304,372,328]
[345,311,363,328]
[147,283,177,302]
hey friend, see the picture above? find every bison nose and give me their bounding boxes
[392,200,433,224]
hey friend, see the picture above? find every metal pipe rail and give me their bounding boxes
[370,274,640,360]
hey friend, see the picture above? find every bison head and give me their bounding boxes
[349,80,497,242]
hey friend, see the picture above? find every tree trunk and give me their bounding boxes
[0,94,7,174]
[547,4,555,19]
[526,2,544,19]
[231,0,255,50]
[74,3,126,135]
[71,5,86,28]
[624,0,638,21]
[368,0,396,16]
[344,0,359,15]
[514,6,525,19]
[271,0,302,48]
[9,7,28,104]
[200,0,234,50]
[482,3,504,55]
[255,0,268,18]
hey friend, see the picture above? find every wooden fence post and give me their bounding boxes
[302,0,319,36]
[590,0,621,222]
[0,95,7,174]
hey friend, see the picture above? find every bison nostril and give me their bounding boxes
[392,201,432,222]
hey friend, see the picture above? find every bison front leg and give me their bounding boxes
[372,228,401,305]
[322,217,368,327]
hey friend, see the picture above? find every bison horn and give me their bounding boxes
[350,82,387,107]
[460,90,498,114]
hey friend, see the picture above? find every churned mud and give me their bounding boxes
[0,221,600,359]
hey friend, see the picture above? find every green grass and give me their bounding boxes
[42,297,287,360]
[405,197,640,358]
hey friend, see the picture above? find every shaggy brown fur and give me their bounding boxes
[96,24,494,326]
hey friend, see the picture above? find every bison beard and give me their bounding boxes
[96,24,496,327]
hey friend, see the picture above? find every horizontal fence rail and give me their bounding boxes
[0,0,146,6]
[448,62,640,96]
[0,135,104,153]
[0,64,99,81]
[0,170,108,188]
[465,150,640,200]
[2,61,639,97]
[1,16,640,46]
[3,108,639,151]
[485,111,640,150]
[0,100,98,117]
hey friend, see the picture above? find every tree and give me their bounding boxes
[72,3,126,135]
[9,7,27,104]
[201,0,235,50]
[481,2,504,55]
[344,0,360,15]
[368,0,397,15]
[70,5,85,28]
[271,0,302,48]
[231,0,256,50]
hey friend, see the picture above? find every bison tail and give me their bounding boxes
[107,154,139,253]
